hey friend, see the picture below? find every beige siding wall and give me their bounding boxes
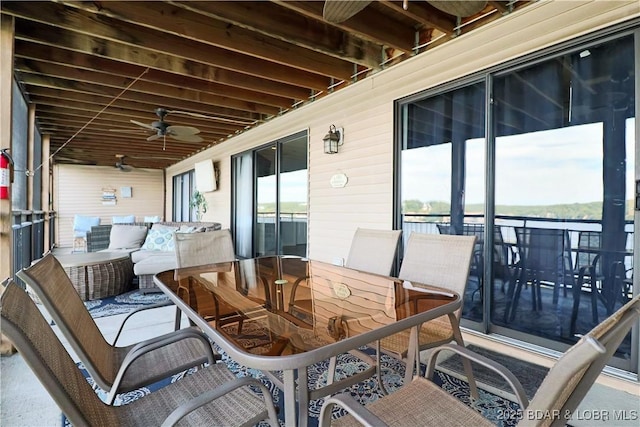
[54,165,164,248]
[170,1,638,264]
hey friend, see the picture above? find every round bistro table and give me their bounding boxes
[54,252,134,301]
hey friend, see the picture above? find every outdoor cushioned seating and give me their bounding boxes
[320,294,640,427]
[16,253,219,405]
[85,221,222,292]
[0,279,280,427]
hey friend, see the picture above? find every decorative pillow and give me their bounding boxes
[112,214,135,224]
[144,215,161,223]
[108,225,148,250]
[141,227,176,251]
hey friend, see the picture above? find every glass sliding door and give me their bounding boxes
[255,145,277,256]
[491,36,635,370]
[399,82,487,323]
[233,131,308,258]
[173,170,195,221]
[278,134,308,257]
[396,30,637,373]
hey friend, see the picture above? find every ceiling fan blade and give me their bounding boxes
[323,0,371,23]
[166,125,200,136]
[427,1,487,17]
[146,134,161,142]
[130,119,155,130]
[170,133,203,143]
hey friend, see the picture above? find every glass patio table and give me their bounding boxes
[154,255,461,427]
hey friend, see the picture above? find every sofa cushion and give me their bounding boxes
[108,225,148,250]
[130,249,158,263]
[133,254,177,275]
[140,227,176,252]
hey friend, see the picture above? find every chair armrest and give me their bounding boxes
[112,300,175,345]
[425,343,530,408]
[319,393,388,427]
[160,376,278,427]
[106,328,218,404]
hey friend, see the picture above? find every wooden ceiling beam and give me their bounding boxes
[35,107,243,134]
[15,40,296,109]
[61,0,355,81]
[172,0,383,71]
[4,2,331,90]
[16,58,280,117]
[33,104,248,136]
[274,1,416,55]
[10,18,314,100]
[16,72,266,123]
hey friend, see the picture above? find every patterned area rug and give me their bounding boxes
[65,345,522,427]
[437,344,548,400]
[85,290,170,319]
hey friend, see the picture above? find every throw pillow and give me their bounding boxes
[112,214,136,224]
[108,225,148,249]
[140,227,176,251]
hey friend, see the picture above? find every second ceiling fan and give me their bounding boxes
[130,108,203,149]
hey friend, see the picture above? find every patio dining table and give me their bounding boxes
[154,255,460,427]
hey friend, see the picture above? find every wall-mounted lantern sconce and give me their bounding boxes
[323,125,343,154]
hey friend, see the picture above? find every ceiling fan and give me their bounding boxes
[114,154,132,172]
[114,153,182,171]
[322,0,488,23]
[130,108,203,149]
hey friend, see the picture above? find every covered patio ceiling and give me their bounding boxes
[2,1,533,170]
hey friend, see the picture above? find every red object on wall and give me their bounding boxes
[0,150,11,199]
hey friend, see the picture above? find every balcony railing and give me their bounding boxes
[11,210,55,286]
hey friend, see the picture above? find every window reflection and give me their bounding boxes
[398,34,635,370]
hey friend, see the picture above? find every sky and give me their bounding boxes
[402,119,636,206]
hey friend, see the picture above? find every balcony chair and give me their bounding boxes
[437,223,515,301]
[375,232,478,395]
[569,230,605,335]
[504,227,574,322]
[72,214,100,252]
[286,228,402,391]
[0,280,279,427]
[172,229,245,329]
[345,228,402,275]
[320,293,640,427]
[16,253,218,405]
[288,228,401,323]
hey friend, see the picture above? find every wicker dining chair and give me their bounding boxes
[0,280,279,427]
[376,232,478,394]
[17,253,218,405]
[319,293,640,427]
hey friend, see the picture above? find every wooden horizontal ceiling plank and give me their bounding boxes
[4,2,332,90]
[173,0,383,71]
[11,18,314,100]
[16,58,280,117]
[15,40,296,109]
[61,0,356,81]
